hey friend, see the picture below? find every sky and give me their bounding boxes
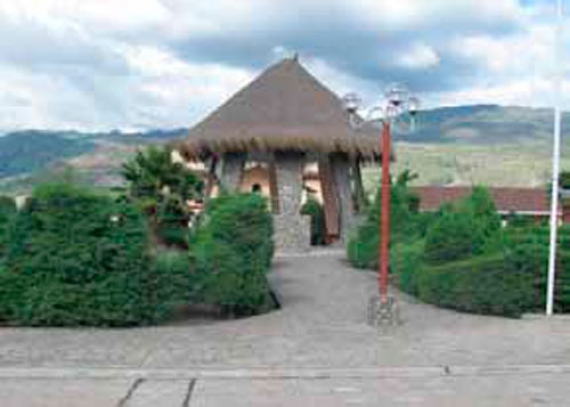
[0,0,568,132]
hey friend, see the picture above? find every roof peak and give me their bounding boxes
[180,55,380,158]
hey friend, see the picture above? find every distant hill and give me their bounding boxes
[0,131,96,178]
[0,105,568,195]
[0,128,188,178]
[398,104,569,145]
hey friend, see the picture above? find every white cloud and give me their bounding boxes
[0,0,567,132]
[395,43,440,70]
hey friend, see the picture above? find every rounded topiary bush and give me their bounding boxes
[192,193,274,316]
[0,183,169,326]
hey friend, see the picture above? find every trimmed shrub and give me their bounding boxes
[0,183,170,326]
[0,196,16,260]
[415,254,535,318]
[191,193,274,315]
[300,198,326,246]
[152,250,195,307]
[155,195,191,248]
[457,186,501,239]
[391,240,425,296]
[347,176,423,269]
[424,209,485,264]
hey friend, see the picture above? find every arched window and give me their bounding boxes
[251,183,262,194]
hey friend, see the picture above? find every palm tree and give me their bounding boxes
[122,146,203,247]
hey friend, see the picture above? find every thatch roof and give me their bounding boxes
[177,57,381,159]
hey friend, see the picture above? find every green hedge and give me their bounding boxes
[414,254,534,318]
[0,183,174,326]
[392,226,570,317]
[0,196,16,260]
[347,179,424,270]
[152,250,195,307]
[300,198,326,246]
[424,210,486,264]
[391,240,425,297]
[191,193,274,316]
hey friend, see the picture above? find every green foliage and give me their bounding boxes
[424,187,500,264]
[155,195,190,248]
[152,250,195,307]
[424,209,485,264]
[391,240,425,296]
[458,186,501,239]
[122,146,202,201]
[560,171,570,189]
[0,182,172,326]
[347,172,423,269]
[122,146,203,247]
[348,181,570,318]
[415,254,535,318]
[300,198,326,246]
[0,196,16,260]
[191,193,274,316]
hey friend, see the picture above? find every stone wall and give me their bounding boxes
[273,152,311,253]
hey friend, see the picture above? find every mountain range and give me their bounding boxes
[0,105,568,195]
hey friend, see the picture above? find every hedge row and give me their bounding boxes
[0,183,190,326]
[371,186,570,318]
[392,228,570,318]
[0,196,16,260]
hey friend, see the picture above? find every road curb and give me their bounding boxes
[1,365,570,381]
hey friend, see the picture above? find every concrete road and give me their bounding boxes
[2,367,570,406]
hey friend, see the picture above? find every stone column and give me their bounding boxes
[352,157,367,213]
[273,152,310,253]
[219,152,246,192]
[330,153,355,243]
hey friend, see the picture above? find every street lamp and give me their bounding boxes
[343,84,420,326]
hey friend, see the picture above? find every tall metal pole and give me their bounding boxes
[379,121,391,303]
[546,0,564,316]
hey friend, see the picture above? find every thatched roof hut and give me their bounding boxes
[177,56,376,253]
[177,56,379,159]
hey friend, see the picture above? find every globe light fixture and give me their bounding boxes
[341,92,361,115]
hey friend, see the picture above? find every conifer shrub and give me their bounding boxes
[0,183,171,326]
[0,196,16,260]
[300,198,326,246]
[415,254,534,318]
[191,193,274,316]
[347,176,423,269]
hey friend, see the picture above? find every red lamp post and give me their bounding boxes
[343,86,419,323]
[379,120,391,303]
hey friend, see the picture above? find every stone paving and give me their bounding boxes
[1,250,570,405]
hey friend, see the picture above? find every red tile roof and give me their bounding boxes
[411,186,553,215]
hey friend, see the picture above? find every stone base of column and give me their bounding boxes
[367,295,402,327]
[274,214,311,254]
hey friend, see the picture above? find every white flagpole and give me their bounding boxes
[547,0,564,316]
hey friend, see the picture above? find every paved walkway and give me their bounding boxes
[1,251,570,405]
